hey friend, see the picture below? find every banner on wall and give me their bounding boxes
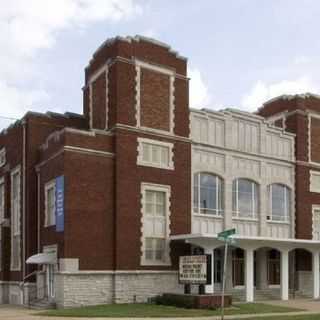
[55,176,64,232]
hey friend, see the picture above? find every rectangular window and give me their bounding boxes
[11,167,21,271]
[141,184,171,266]
[0,178,4,271]
[138,138,173,170]
[310,171,320,193]
[45,181,56,227]
[0,148,5,167]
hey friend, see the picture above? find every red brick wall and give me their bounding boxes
[114,129,191,270]
[64,150,115,270]
[91,72,107,130]
[140,68,170,131]
[0,125,23,282]
[310,117,320,163]
[84,37,188,134]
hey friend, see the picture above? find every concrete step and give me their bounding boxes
[29,299,56,310]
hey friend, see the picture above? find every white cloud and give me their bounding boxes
[241,76,320,111]
[0,0,142,128]
[188,67,211,108]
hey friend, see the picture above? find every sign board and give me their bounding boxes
[55,176,64,232]
[179,255,211,285]
[218,228,236,240]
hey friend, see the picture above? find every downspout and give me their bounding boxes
[21,120,27,304]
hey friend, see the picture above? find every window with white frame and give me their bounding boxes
[312,206,320,240]
[310,171,320,193]
[193,173,223,216]
[137,138,174,170]
[268,184,290,222]
[45,181,56,227]
[11,167,21,271]
[0,148,5,167]
[141,183,171,265]
[232,178,259,219]
[0,178,4,271]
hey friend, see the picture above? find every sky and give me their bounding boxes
[1,0,320,129]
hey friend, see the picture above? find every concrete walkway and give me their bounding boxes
[0,299,320,320]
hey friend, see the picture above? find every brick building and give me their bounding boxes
[0,36,320,308]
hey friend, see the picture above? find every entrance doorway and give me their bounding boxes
[267,249,280,286]
[232,248,245,287]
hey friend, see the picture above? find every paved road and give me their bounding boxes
[1,299,320,320]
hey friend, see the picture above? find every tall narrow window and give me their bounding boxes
[141,184,171,266]
[0,178,4,271]
[11,167,21,271]
[193,173,223,216]
[232,178,259,219]
[268,184,290,222]
[45,181,56,227]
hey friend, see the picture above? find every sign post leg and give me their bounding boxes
[221,242,228,320]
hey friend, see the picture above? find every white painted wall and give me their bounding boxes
[191,108,296,239]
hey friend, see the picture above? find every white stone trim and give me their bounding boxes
[64,146,114,158]
[10,166,21,271]
[310,170,320,193]
[140,183,171,266]
[135,65,141,127]
[0,148,6,167]
[44,180,56,227]
[113,123,191,143]
[137,137,174,170]
[312,205,320,240]
[134,60,175,133]
[135,59,175,77]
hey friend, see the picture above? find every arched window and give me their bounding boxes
[268,184,290,222]
[232,178,259,219]
[193,173,223,216]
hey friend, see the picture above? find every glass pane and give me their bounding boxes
[271,184,289,221]
[156,204,165,216]
[238,179,253,217]
[142,143,150,162]
[146,203,153,215]
[152,146,160,164]
[146,191,154,203]
[160,147,169,166]
[200,174,217,213]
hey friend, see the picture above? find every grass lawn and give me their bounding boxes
[39,302,303,318]
[241,315,320,320]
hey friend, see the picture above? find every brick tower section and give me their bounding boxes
[83,36,191,271]
[258,95,320,241]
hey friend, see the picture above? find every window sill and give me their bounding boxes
[267,220,290,225]
[137,161,174,171]
[193,213,223,219]
[232,217,258,222]
[140,260,172,267]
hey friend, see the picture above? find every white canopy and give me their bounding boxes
[26,253,56,265]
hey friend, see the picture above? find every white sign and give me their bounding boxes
[179,255,208,284]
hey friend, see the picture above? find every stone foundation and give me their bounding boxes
[0,281,36,305]
[55,271,183,308]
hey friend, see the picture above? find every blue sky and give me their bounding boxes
[1,0,320,128]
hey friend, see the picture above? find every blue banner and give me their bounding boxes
[55,176,64,232]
